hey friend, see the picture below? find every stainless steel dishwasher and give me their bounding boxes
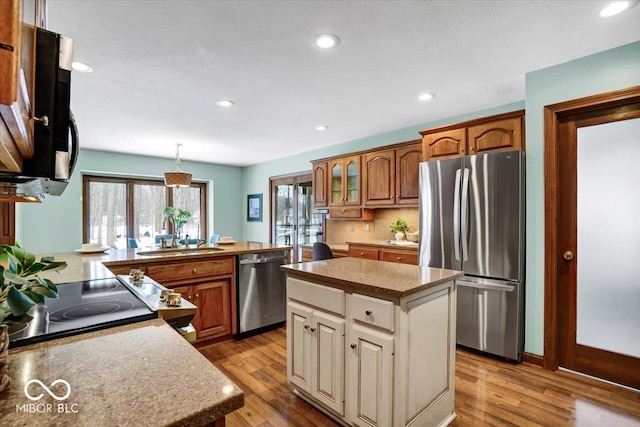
[236,250,288,338]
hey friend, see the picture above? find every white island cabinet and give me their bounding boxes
[282,257,461,427]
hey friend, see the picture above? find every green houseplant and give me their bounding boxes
[389,218,410,241]
[0,244,67,394]
[163,206,191,239]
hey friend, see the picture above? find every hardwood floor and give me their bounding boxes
[199,327,640,427]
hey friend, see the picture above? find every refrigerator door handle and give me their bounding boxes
[461,167,470,261]
[453,168,462,261]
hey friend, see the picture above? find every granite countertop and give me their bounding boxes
[281,257,462,298]
[346,239,419,250]
[300,242,348,252]
[39,241,291,283]
[1,319,243,426]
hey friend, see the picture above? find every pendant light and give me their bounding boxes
[164,143,192,188]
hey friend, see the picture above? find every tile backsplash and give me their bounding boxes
[325,208,418,243]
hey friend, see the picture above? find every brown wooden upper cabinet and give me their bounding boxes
[420,110,525,161]
[329,155,361,207]
[363,141,422,207]
[312,161,328,207]
[0,0,43,172]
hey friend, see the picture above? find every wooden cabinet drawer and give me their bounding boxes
[146,257,234,283]
[349,293,395,332]
[348,245,379,260]
[287,277,345,316]
[380,249,418,265]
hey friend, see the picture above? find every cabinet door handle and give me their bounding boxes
[350,343,357,349]
[193,268,197,273]
[365,310,372,316]
[33,115,49,127]
[304,325,309,329]
[310,327,316,332]
[195,293,199,298]
[359,252,364,256]
[397,257,402,261]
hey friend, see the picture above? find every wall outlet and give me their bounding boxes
[364,224,370,232]
[349,224,355,232]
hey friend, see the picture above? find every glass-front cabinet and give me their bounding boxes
[329,155,361,207]
[272,172,326,263]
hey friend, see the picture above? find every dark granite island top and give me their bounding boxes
[0,319,243,427]
[281,256,462,298]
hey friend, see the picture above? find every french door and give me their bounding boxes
[547,89,640,389]
[270,172,324,263]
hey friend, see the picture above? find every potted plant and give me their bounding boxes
[163,206,191,239]
[0,244,67,394]
[389,218,410,241]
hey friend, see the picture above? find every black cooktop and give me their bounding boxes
[9,277,157,348]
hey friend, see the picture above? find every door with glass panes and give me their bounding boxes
[271,172,325,263]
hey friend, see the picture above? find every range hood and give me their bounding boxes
[0,176,69,203]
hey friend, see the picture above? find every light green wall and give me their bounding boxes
[523,41,640,355]
[16,149,243,254]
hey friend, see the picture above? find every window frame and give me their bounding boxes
[82,174,207,244]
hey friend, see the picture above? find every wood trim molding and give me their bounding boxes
[523,352,544,367]
[418,109,525,136]
[311,139,421,164]
[543,85,640,371]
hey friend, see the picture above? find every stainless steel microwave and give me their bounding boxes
[0,27,78,202]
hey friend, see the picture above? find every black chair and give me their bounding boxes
[312,242,334,261]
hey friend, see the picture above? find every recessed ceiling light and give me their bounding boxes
[418,93,436,102]
[216,100,235,107]
[313,34,340,49]
[599,1,634,17]
[72,61,94,73]
[316,125,329,131]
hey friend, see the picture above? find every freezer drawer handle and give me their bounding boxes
[458,281,515,292]
[239,256,287,265]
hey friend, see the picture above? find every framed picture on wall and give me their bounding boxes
[247,193,263,222]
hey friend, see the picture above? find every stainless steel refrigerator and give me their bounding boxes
[419,150,525,361]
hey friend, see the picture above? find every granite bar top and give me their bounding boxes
[281,257,462,298]
[0,319,244,426]
[39,241,291,284]
[300,242,348,252]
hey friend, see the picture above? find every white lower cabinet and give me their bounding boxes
[288,300,345,416]
[347,324,393,427]
[286,277,456,427]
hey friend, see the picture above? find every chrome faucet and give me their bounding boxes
[196,239,206,247]
[160,237,168,249]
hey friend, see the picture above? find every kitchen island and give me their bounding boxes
[281,257,462,427]
[0,318,243,427]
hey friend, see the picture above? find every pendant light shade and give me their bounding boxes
[164,144,192,188]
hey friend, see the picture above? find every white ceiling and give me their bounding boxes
[47,1,640,167]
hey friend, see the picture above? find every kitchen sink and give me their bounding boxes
[137,247,226,257]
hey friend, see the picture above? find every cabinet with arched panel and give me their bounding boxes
[421,110,524,161]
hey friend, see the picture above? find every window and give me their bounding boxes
[83,175,206,248]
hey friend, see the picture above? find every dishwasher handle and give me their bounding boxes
[239,255,287,265]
